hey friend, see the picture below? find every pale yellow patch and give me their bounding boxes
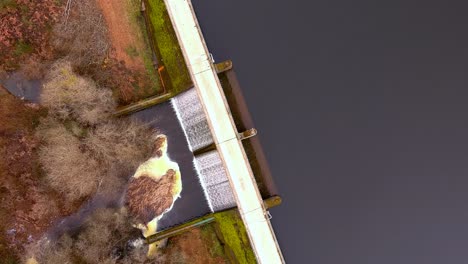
[133,155,180,181]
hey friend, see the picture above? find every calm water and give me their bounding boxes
[0,72,41,103]
[131,101,211,230]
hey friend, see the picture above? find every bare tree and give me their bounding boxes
[36,117,103,202]
[52,0,110,74]
[26,208,156,263]
[85,118,158,170]
[41,60,116,125]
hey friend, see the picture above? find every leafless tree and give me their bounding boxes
[52,0,110,74]
[41,60,116,125]
[36,118,103,202]
[27,208,157,263]
[85,118,158,170]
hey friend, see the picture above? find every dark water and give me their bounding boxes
[47,194,125,240]
[2,72,209,232]
[131,101,211,231]
[192,1,468,263]
[0,72,41,103]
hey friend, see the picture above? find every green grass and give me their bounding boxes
[125,45,139,58]
[214,210,256,264]
[14,41,33,57]
[125,0,163,96]
[144,0,192,94]
[0,0,16,10]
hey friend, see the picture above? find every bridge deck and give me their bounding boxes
[162,0,285,263]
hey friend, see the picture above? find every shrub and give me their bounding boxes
[28,208,154,263]
[13,41,33,56]
[84,118,158,170]
[52,0,110,74]
[38,62,158,202]
[36,117,103,202]
[19,58,48,80]
[40,60,116,125]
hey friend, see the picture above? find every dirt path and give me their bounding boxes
[96,0,144,70]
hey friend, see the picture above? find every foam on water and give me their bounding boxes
[171,88,214,152]
[193,151,236,212]
[172,88,237,212]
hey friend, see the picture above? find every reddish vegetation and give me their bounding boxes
[164,227,228,264]
[0,0,62,71]
[1,0,160,106]
[0,87,81,261]
[101,58,157,106]
[96,0,164,105]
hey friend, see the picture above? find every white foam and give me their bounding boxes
[171,88,214,152]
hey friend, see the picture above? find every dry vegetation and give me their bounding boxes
[1,1,164,261]
[36,119,103,202]
[51,0,110,75]
[0,1,224,263]
[85,119,158,170]
[23,61,161,262]
[0,0,62,71]
[50,0,163,105]
[0,86,77,262]
[41,60,116,125]
[37,60,158,204]
[2,0,162,105]
[27,208,159,264]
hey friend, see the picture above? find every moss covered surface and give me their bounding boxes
[144,0,192,94]
[124,0,163,96]
[164,224,229,264]
[200,224,227,260]
[214,210,256,264]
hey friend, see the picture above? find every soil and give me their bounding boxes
[97,0,145,71]
[0,86,82,262]
[164,226,229,264]
[97,0,164,106]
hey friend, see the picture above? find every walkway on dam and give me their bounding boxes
[163,0,285,263]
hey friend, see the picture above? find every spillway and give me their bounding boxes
[193,151,236,212]
[171,88,214,151]
[172,88,237,212]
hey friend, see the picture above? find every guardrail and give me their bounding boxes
[162,0,285,263]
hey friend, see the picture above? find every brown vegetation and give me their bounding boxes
[0,86,78,262]
[84,119,158,169]
[127,170,177,223]
[36,118,103,203]
[163,225,228,264]
[0,0,62,71]
[1,0,163,105]
[27,208,156,264]
[37,60,158,205]
[50,0,163,106]
[41,60,116,125]
[95,0,164,105]
[96,0,144,70]
[51,0,110,75]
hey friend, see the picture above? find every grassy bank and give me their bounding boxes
[144,0,192,94]
[124,0,163,96]
[214,210,257,264]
